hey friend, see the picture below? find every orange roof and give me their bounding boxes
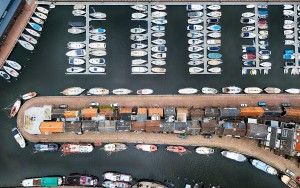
[64,111,79,118]
[295,130,300,152]
[148,108,163,117]
[39,121,64,134]
[137,108,147,115]
[81,108,98,118]
[240,107,264,117]
[177,107,189,114]
[99,108,113,116]
[284,108,300,117]
[120,107,132,114]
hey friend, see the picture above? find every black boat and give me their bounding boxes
[33,143,59,153]
[66,173,99,186]
[68,21,85,27]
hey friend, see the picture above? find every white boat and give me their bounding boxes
[283,24,294,30]
[283,5,294,10]
[131,43,147,49]
[152,18,167,25]
[3,66,19,78]
[187,11,203,18]
[207,11,222,18]
[151,67,166,73]
[207,5,221,11]
[222,86,242,94]
[90,12,106,19]
[90,50,107,57]
[264,87,281,94]
[151,45,167,53]
[208,60,222,66]
[195,147,214,154]
[21,91,37,100]
[88,88,109,95]
[221,151,247,162]
[66,49,86,57]
[21,33,37,45]
[285,88,300,94]
[68,58,85,65]
[66,67,85,73]
[242,26,255,32]
[188,39,203,45]
[31,16,44,25]
[89,66,105,73]
[112,88,132,95]
[241,32,256,38]
[208,32,221,38]
[188,45,203,52]
[201,87,218,94]
[136,144,157,152]
[284,20,294,25]
[89,58,105,65]
[0,70,10,80]
[72,9,86,16]
[132,59,147,65]
[284,30,293,35]
[242,12,255,18]
[132,66,148,73]
[10,99,21,118]
[208,67,221,73]
[178,88,198,94]
[90,34,106,41]
[188,18,203,24]
[68,27,85,34]
[283,10,294,16]
[152,11,167,18]
[61,87,85,96]
[152,53,166,59]
[260,62,272,67]
[187,32,203,38]
[137,89,154,95]
[132,12,147,19]
[189,53,203,59]
[207,39,221,45]
[90,28,106,34]
[152,32,165,38]
[131,5,147,12]
[74,4,85,10]
[187,24,203,31]
[152,38,166,45]
[18,40,34,51]
[251,159,278,175]
[103,172,132,182]
[131,50,147,57]
[189,67,204,73]
[12,128,26,148]
[186,4,203,11]
[25,28,40,37]
[130,27,146,34]
[152,5,166,11]
[188,60,203,66]
[244,87,263,94]
[36,6,49,15]
[89,42,106,49]
[151,25,165,32]
[103,143,127,152]
[285,40,294,45]
[34,12,47,20]
[132,181,167,188]
[130,34,147,42]
[67,41,85,49]
[6,60,21,71]
[151,59,166,66]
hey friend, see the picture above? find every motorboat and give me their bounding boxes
[6,60,21,70]
[132,181,167,188]
[241,32,256,38]
[207,46,220,52]
[264,87,281,94]
[89,58,105,65]
[221,151,247,162]
[242,53,256,60]
[242,26,255,31]
[243,60,256,66]
[151,25,165,32]
[188,45,203,52]
[18,40,34,50]
[260,62,272,67]
[152,52,166,59]
[222,86,242,94]
[244,87,263,94]
[21,91,37,100]
[207,5,221,11]
[21,177,64,187]
[187,32,203,39]
[284,20,294,25]
[283,5,294,10]
[21,33,37,45]
[246,4,255,9]
[66,67,85,73]
[207,11,222,17]
[31,16,44,25]
[72,9,86,16]
[33,143,59,153]
[208,32,221,38]
[67,41,85,49]
[132,59,147,65]
[188,18,203,24]
[3,66,19,78]
[207,39,221,45]
[188,60,203,66]
[207,18,219,24]
[88,88,109,95]
[137,88,154,95]
[66,174,99,186]
[36,6,49,14]
[151,45,167,53]
[29,22,42,32]
[166,146,187,154]
[152,32,165,38]
[131,5,147,12]
[0,71,10,80]
[208,59,222,66]
[187,11,203,18]
[90,50,107,57]
[10,99,21,118]
[152,38,166,45]
[285,40,294,45]
[207,24,221,31]
[132,66,148,73]
[73,4,85,10]
[12,127,25,148]
[89,66,105,73]
[132,12,147,19]
[283,24,294,30]
[208,53,222,59]
[61,143,94,155]
[152,11,167,18]
[61,87,85,95]
[285,88,300,94]
[90,34,106,41]
[131,50,147,57]
[152,4,166,11]
[89,42,106,49]
[186,4,203,11]
[201,87,218,94]
[34,12,47,20]
[188,39,203,45]
[208,67,221,73]
[136,89,153,95]
[240,18,255,24]
[66,49,86,57]
[103,143,127,152]
[242,12,255,18]
[283,10,294,16]
[90,12,106,19]
[152,18,167,25]
[103,172,132,182]
[178,88,198,94]
[102,181,130,188]
[130,27,146,34]
[151,59,166,66]
[68,27,85,34]
[136,144,157,152]
[112,88,132,95]
[151,67,166,73]
[284,30,293,35]
[131,43,147,49]
[25,28,40,37]
[90,27,106,34]
[251,159,278,175]
[189,53,203,59]
[283,53,295,60]
[130,34,147,42]
[189,67,204,73]
[187,25,203,31]
[195,147,214,154]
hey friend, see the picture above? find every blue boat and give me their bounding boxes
[208,24,221,31]
[245,47,255,53]
[283,53,295,60]
[243,61,256,66]
[29,22,42,32]
[90,27,106,34]
[285,49,294,54]
[207,46,220,52]
[258,9,268,15]
[208,53,222,59]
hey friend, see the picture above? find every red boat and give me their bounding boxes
[242,53,256,60]
[10,99,21,118]
[60,143,94,155]
[166,146,187,153]
[258,19,267,24]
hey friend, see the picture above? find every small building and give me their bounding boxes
[174,122,187,134]
[240,107,264,117]
[279,127,295,156]
[119,107,132,114]
[137,107,147,115]
[64,122,82,134]
[145,120,161,133]
[246,123,268,140]
[81,120,99,132]
[99,107,114,118]
[164,107,176,118]
[161,122,174,133]
[204,108,220,117]
[186,120,201,135]
[200,117,218,135]
[136,107,148,122]
[217,121,246,137]
[98,120,116,133]
[177,107,189,122]
[39,121,64,135]
[131,121,146,132]
[81,108,98,119]
[119,113,132,121]
[51,108,65,119]
[63,110,79,118]
[219,108,240,118]
[148,108,163,120]
[263,126,281,150]
[190,108,204,120]
[116,120,131,131]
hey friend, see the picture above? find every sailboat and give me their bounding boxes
[34,12,47,20]
[201,87,218,94]
[31,16,44,25]
[29,22,42,32]
[68,27,85,34]
[25,28,40,37]
[6,60,21,71]
[21,33,37,45]
[0,71,10,80]
[18,40,34,51]
[88,88,109,95]
[3,66,19,78]
[137,89,154,95]
[90,12,106,19]
[112,88,132,95]
[132,59,147,65]
[61,87,85,95]
[178,88,198,94]
[36,6,49,14]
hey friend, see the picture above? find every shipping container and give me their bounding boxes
[39,121,64,134]
[219,108,240,118]
[131,121,146,132]
[240,107,264,117]
[63,110,79,118]
[64,122,82,134]
[204,108,220,117]
[81,108,98,118]
[284,108,300,118]
[145,120,161,133]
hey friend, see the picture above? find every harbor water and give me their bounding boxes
[0,4,296,187]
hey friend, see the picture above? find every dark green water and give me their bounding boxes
[0,5,295,187]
